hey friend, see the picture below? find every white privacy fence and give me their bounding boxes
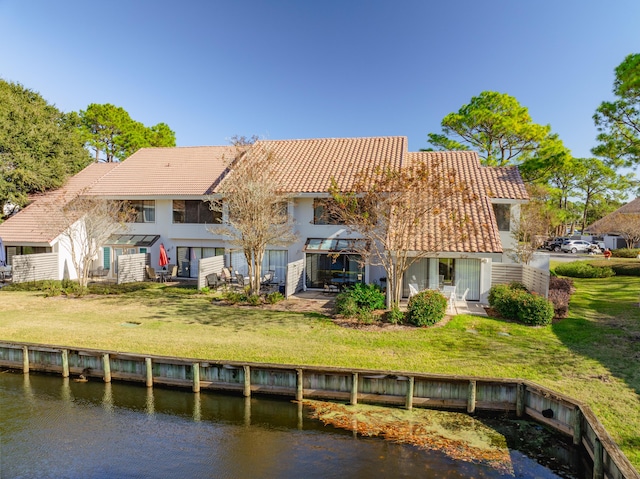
[491,263,549,297]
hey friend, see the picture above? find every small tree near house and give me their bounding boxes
[328,157,479,309]
[207,137,297,296]
[59,193,134,289]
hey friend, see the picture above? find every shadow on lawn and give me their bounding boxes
[550,278,640,453]
[111,285,330,331]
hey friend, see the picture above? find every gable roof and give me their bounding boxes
[402,151,504,253]
[86,146,235,197]
[0,163,117,245]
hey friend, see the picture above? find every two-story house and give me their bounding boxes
[0,136,528,302]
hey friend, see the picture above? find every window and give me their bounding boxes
[313,199,343,225]
[173,200,222,224]
[493,203,511,232]
[128,200,155,223]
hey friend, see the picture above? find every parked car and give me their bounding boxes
[543,237,568,252]
[561,240,592,254]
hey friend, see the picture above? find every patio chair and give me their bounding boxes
[165,264,177,280]
[206,273,221,289]
[457,288,470,301]
[221,267,234,285]
[409,283,419,298]
[146,266,160,282]
[235,271,245,288]
[323,282,339,295]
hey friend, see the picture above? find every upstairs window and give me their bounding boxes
[313,199,344,225]
[129,200,155,223]
[493,203,511,232]
[173,200,222,224]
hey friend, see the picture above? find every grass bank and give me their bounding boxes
[1,279,639,468]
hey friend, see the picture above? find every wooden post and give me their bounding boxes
[145,357,153,387]
[405,376,414,410]
[61,349,69,378]
[295,368,303,401]
[593,437,604,479]
[22,345,29,374]
[516,383,526,417]
[192,362,200,393]
[572,407,582,446]
[243,365,251,397]
[102,353,111,383]
[350,372,358,405]
[467,380,477,413]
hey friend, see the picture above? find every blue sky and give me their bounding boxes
[1,0,639,156]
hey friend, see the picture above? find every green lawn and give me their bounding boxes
[1,278,639,468]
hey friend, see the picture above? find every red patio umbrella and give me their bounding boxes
[159,243,169,269]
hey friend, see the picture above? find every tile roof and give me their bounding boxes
[86,146,235,197]
[480,166,529,200]
[0,163,117,244]
[401,151,505,253]
[241,137,407,193]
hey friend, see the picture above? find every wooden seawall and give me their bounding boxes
[0,341,637,479]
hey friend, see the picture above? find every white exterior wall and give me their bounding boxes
[123,199,228,269]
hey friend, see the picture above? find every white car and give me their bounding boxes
[561,240,592,253]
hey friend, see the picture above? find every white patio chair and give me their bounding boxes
[409,283,419,298]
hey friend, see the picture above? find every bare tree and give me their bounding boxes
[207,137,296,295]
[508,185,554,264]
[328,157,478,308]
[59,194,134,289]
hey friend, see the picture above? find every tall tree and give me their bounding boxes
[207,136,296,296]
[593,54,640,167]
[573,158,633,233]
[0,80,91,213]
[425,91,553,167]
[328,157,477,309]
[79,103,176,162]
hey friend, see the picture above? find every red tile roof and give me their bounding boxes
[247,137,407,193]
[402,151,504,253]
[0,163,117,244]
[87,146,235,197]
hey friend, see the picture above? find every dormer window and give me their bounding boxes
[493,203,511,232]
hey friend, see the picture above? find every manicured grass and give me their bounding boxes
[1,279,639,468]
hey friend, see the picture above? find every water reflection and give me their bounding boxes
[0,371,575,479]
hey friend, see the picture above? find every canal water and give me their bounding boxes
[1,371,576,478]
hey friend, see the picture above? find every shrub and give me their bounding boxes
[266,291,285,304]
[611,248,640,258]
[222,291,245,304]
[356,309,375,325]
[549,277,575,294]
[199,286,210,294]
[247,294,262,306]
[406,289,448,327]
[489,283,554,325]
[335,294,360,318]
[548,289,571,318]
[516,293,554,326]
[342,283,386,311]
[488,284,522,319]
[509,282,529,292]
[386,306,405,325]
[609,263,640,277]
[554,262,615,278]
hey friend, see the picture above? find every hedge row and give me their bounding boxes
[488,283,554,326]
